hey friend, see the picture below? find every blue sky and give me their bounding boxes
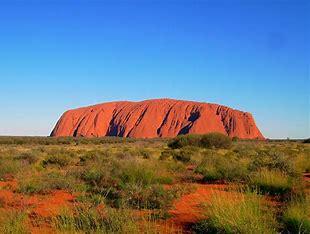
[0,0,309,138]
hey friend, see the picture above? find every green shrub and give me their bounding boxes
[200,132,232,149]
[168,133,231,149]
[282,197,310,233]
[168,134,201,149]
[172,148,195,163]
[249,169,292,195]
[194,190,277,234]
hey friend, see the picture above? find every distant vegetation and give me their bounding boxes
[168,133,232,149]
[0,135,309,233]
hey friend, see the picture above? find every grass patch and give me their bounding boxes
[195,151,249,182]
[18,171,78,194]
[193,189,277,234]
[52,205,139,233]
[42,154,71,168]
[0,210,29,234]
[249,169,292,195]
[282,198,310,233]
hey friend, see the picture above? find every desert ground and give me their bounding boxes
[0,134,309,233]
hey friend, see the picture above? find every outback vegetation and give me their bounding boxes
[0,134,309,233]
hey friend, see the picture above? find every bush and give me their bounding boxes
[193,190,277,234]
[172,148,195,163]
[168,134,201,149]
[282,198,310,233]
[249,169,292,195]
[168,133,231,149]
[200,133,232,149]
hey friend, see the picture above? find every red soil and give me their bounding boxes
[31,190,74,217]
[0,182,74,233]
[168,184,228,227]
[51,98,264,139]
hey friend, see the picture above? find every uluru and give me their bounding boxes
[50,99,264,139]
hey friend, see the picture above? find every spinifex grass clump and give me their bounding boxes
[193,189,278,234]
[249,169,293,195]
[53,205,139,233]
[282,197,310,233]
[0,210,29,234]
[18,171,78,194]
[195,150,249,182]
[0,158,21,180]
[42,153,71,168]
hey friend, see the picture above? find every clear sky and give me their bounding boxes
[0,0,309,139]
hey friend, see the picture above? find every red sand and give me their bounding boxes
[168,184,228,226]
[0,185,74,233]
[51,98,264,139]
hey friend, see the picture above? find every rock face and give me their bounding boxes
[50,99,264,139]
